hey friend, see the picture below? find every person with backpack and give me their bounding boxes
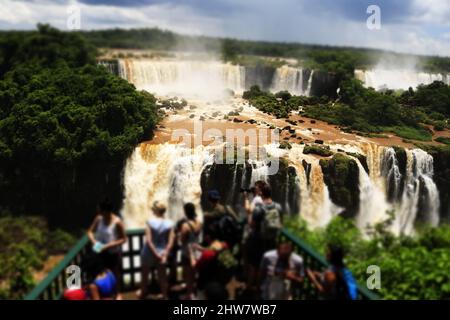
[306,244,358,300]
[257,184,283,250]
[245,184,283,292]
[203,189,240,247]
[259,241,304,300]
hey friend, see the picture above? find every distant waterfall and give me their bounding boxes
[381,148,440,235]
[355,69,450,90]
[305,70,314,96]
[270,66,305,95]
[117,58,318,97]
[118,59,246,98]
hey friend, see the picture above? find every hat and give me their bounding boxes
[207,189,221,201]
[151,201,167,213]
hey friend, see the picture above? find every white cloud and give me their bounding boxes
[0,0,449,56]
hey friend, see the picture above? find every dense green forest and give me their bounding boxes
[0,24,159,227]
[243,79,450,142]
[0,25,159,298]
[76,28,450,74]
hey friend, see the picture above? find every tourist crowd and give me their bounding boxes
[63,182,357,300]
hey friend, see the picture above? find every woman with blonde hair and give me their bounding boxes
[138,201,175,299]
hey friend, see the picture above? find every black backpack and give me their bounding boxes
[217,206,242,247]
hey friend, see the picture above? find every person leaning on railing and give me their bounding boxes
[87,198,127,299]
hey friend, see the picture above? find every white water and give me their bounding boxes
[270,66,305,95]
[121,140,441,234]
[384,149,440,235]
[119,58,314,98]
[286,145,343,228]
[119,59,245,99]
[121,144,214,227]
[355,159,390,235]
[381,147,402,201]
[355,69,450,90]
[305,70,314,96]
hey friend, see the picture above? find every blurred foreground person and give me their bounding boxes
[245,184,282,290]
[87,198,126,297]
[176,202,201,299]
[139,201,175,300]
[307,245,358,300]
[259,242,304,300]
[64,257,118,300]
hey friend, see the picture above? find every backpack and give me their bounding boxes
[218,206,242,247]
[334,267,358,300]
[259,203,282,242]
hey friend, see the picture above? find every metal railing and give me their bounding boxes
[25,229,145,300]
[280,229,379,300]
[25,228,378,300]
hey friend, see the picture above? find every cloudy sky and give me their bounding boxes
[1,0,450,56]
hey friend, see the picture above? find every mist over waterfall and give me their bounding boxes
[119,59,246,98]
[355,69,450,90]
[117,59,315,98]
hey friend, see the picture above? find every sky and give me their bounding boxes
[1,0,450,56]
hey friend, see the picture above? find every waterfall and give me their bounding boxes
[305,70,314,96]
[381,147,403,202]
[248,159,270,185]
[98,60,118,75]
[270,66,305,95]
[119,58,319,98]
[383,148,440,235]
[355,159,390,235]
[118,59,245,98]
[121,143,214,227]
[227,163,239,203]
[287,145,342,228]
[355,69,450,90]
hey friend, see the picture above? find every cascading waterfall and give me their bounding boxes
[121,143,214,227]
[118,59,246,98]
[248,159,270,185]
[305,70,314,96]
[121,140,441,235]
[355,69,450,90]
[381,147,402,202]
[287,145,342,228]
[382,148,440,235]
[355,159,390,234]
[117,58,316,98]
[270,66,305,95]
